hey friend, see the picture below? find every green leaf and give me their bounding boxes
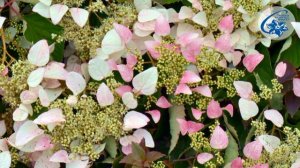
[169,105,185,154]
[224,133,239,164]
[24,13,64,62]
[279,35,300,67]
[104,137,118,158]
[270,93,284,110]
[254,44,274,87]
[223,114,239,142]
[276,37,292,63]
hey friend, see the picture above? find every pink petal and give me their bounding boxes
[233,81,253,99]
[33,108,65,125]
[264,109,283,127]
[113,23,133,44]
[207,100,223,119]
[177,119,188,135]
[155,16,170,36]
[243,53,264,73]
[215,33,232,53]
[223,104,234,117]
[219,15,234,33]
[156,96,172,108]
[20,90,38,104]
[293,78,300,97]
[107,59,118,71]
[117,64,133,82]
[180,70,201,84]
[146,110,161,123]
[231,157,243,168]
[50,150,70,163]
[181,38,202,63]
[122,145,132,155]
[191,108,203,120]
[187,121,204,134]
[223,1,233,10]
[197,153,213,164]
[144,40,161,59]
[210,126,228,149]
[35,135,53,151]
[42,79,61,89]
[176,32,199,48]
[97,83,114,107]
[126,54,138,69]
[44,62,67,80]
[188,0,203,10]
[175,83,192,95]
[243,140,263,160]
[192,85,212,97]
[275,62,287,78]
[115,85,132,97]
[1,66,8,76]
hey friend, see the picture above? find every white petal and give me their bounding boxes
[132,67,158,95]
[96,83,114,107]
[88,56,111,81]
[0,16,6,29]
[15,121,44,146]
[65,72,86,96]
[192,11,207,27]
[134,0,151,12]
[101,29,124,55]
[258,134,280,153]
[122,92,138,109]
[40,0,52,6]
[292,22,300,38]
[138,9,161,22]
[123,111,150,131]
[33,2,50,18]
[133,129,154,148]
[238,98,259,120]
[69,8,89,28]
[27,67,45,87]
[0,151,11,168]
[28,40,50,66]
[50,4,68,25]
[264,109,284,127]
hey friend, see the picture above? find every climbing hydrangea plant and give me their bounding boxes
[1,0,300,167]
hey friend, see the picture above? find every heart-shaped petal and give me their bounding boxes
[197,153,213,164]
[238,98,259,120]
[207,100,223,119]
[264,109,283,127]
[96,83,115,107]
[243,140,263,160]
[66,72,86,96]
[28,40,50,66]
[69,8,89,28]
[123,111,150,131]
[34,108,65,125]
[243,53,264,73]
[210,126,228,149]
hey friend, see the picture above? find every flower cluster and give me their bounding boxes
[0,0,300,168]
